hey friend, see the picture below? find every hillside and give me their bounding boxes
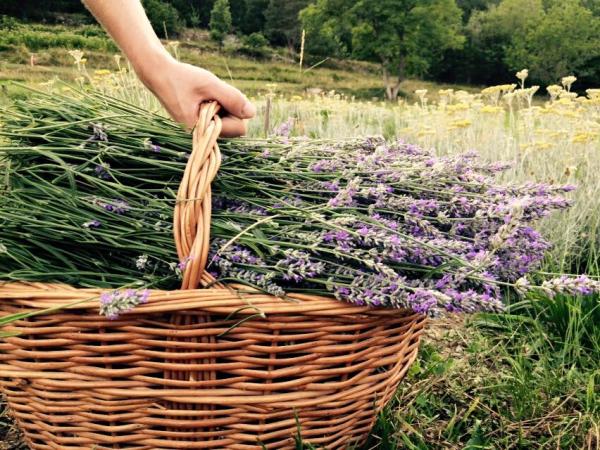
[0,24,478,101]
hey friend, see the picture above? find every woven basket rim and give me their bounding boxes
[0,281,420,318]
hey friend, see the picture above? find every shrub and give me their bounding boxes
[0,15,19,30]
[0,25,117,52]
[240,32,270,57]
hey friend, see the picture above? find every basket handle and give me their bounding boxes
[173,101,222,290]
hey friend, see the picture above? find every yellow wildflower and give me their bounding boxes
[68,50,84,64]
[561,75,577,91]
[438,89,454,99]
[516,69,528,82]
[480,105,503,114]
[572,132,599,144]
[586,89,600,100]
[449,119,472,129]
[446,102,469,112]
[546,84,562,101]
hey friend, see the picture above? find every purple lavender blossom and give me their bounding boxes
[310,158,343,173]
[177,256,193,271]
[322,229,354,252]
[95,163,111,180]
[276,249,325,283]
[171,137,584,315]
[208,240,285,296]
[406,289,439,314]
[102,199,130,215]
[328,177,361,207]
[322,180,340,191]
[99,288,149,319]
[273,118,294,139]
[541,275,600,298]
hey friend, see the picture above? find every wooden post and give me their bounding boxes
[299,29,305,73]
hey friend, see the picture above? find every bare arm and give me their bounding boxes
[83,0,255,136]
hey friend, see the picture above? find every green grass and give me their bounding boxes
[291,296,599,449]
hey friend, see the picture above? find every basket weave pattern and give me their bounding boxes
[0,103,426,449]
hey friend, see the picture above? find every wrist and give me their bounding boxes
[132,45,175,91]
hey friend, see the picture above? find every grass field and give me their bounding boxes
[0,22,599,449]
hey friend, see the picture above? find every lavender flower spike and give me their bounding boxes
[540,275,600,298]
[99,288,150,319]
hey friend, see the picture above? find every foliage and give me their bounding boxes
[0,23,116,52]
[300,0,465,100]
[209,0,233,43]
[2,0,600,88]
[374,308,599,449]
[299,0,350,58]
[506,0,600,85]
[241,0,269,34]
[228,0,247,30]
[168,0,205,27]
[264,0,311,47]
[453,0,600,87]
[0,15,19,31]
[240,32,270,57]
[141,0,183,38]
[0,0,89,23]
[455,0,499,22]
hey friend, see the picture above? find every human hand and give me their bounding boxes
[83,0,255,136]
[142,58,256,136]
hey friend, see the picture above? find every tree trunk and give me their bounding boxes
[382,58,406,101]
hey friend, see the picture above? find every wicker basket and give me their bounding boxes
[0,103,426,450]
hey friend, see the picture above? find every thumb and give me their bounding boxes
[211,78,256,120]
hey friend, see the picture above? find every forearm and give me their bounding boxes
[83,0,255,134]
[82,0,172,84]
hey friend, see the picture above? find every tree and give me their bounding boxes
[582,0,600,15]
[209,0,233,43]
[457,0,542,85]
[142,0,183,37]
[301,0,465,100]
[455,0,499,22]
[299,0,350,57]
[505,0,600,85]
[264,0,311,48]
[463,0,600,86]
[241,0,269,34]
[228,0,247,30]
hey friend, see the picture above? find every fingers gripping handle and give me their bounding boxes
[174,101,222,290]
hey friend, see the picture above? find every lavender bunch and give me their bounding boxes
[0,88,595,316]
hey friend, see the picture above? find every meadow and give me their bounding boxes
[0,23,599,449]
